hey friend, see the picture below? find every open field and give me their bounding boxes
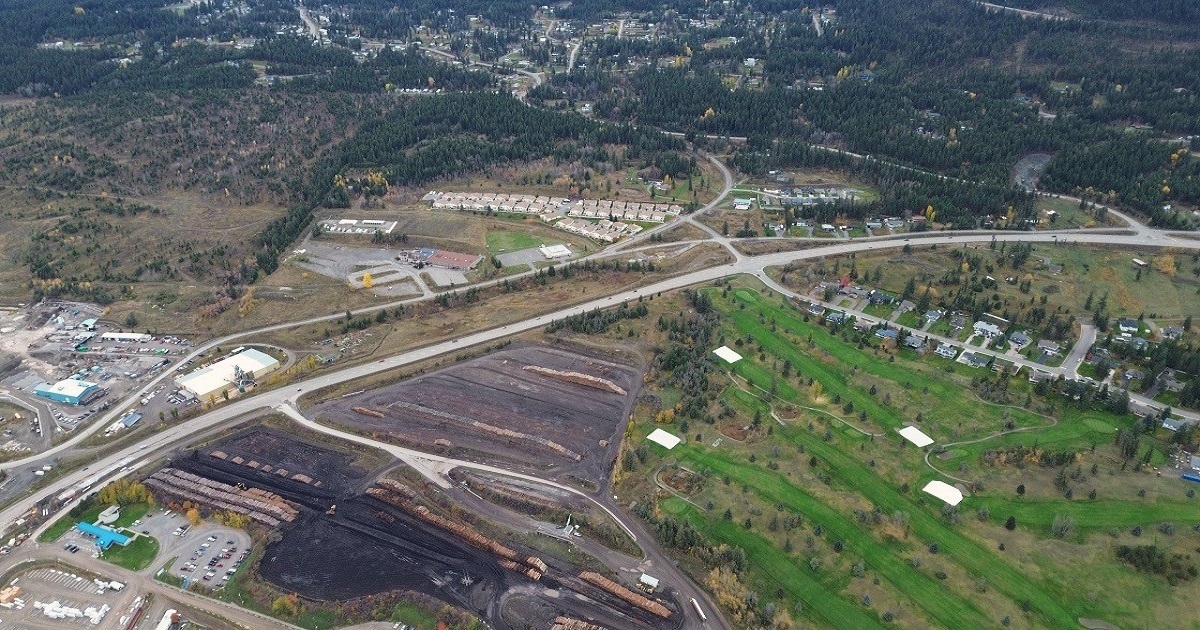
[486,229,546,254]
[249,242,730,366]
[580,274,1200,628]
[315,344,641,480]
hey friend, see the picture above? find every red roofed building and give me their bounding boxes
[428,250,482,270]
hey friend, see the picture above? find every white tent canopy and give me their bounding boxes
[922,480,964,506]
[646,428,682,450]
[713,346,743,363]
[898,426,934,447]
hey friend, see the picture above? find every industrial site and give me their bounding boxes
[314,345,641,480]
[138,411,683,630]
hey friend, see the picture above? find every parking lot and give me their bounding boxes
[0,566,137,629]
[142,513,252,589]
[170,529,252,588]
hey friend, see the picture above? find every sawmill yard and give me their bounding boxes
[314,344,643,483]
[153,419,677,629]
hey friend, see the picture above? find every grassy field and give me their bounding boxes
[101,534,159,571]
[604,275,1200,628]
[486,229,545,253]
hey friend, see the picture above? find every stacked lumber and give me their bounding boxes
[366,483,547,580]
[522,365,627,395]
[551,617,607,630]
[146,468,299,526]
[578,572,671,619]
[392,400,581,461]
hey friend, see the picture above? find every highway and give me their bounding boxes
[2,140,1198,629]
[7,229,1200,529]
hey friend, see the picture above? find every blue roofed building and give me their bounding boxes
[121,412,142,428]
[76,522,131,549]
[34,378,102,405]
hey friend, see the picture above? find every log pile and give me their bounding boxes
[392,400,581,461]
[522,365,627,395]
[366,483,546,580]
[351,407,385,418]
[551,617,607,630]
[578,572,671,619]
[146,468,299,526]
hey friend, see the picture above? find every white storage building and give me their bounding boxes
[176,348,280,401]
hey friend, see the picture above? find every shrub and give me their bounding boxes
[1051,514,1076,538]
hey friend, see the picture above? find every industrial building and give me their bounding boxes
[34,378,103,405]
[101,332,152,343]
[175,348,280,402]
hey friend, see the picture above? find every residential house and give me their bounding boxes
[1161,417,1188,432]
[1117,318,1139,334]
[934,344,958,359]
[807,304,826,317]
[1010,331,1031,347]
[1037,339,1062,355]
[1028,370,1052,383]
[1162,326,1185,340]
[826,312,846,324]
[1122,369,1145,387]
[923,310,943,325]
[1163,369,1189,393]
[964,352,990,368]
[867,290,895,306]
[876,328,900,341]
[1129,337,1149,354]
[973,321,1003,339]
[905,335,925,350]
[949,314,968,332]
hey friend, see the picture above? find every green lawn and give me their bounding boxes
[485,230,543,253]
[895,311,920,329]
[673,283,1188,627]
[38,502,151,543]
[390,602,439,629]
[101,534,159,571]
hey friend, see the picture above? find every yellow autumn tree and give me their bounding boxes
[186,507,201,525]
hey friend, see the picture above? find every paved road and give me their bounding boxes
[1063,322,1097,378]
[1,184,1197,629]
[8,230,1200,529]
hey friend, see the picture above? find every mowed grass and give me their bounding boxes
[650,280,1200,627]
[486,229,543,253]
[101,534,159,571]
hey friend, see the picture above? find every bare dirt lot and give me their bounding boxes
[160,425,675,629]
[314,344,644,482]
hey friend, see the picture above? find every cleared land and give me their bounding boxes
[315,344,642,480]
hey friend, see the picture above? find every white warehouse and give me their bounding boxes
[175,348,280,402]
